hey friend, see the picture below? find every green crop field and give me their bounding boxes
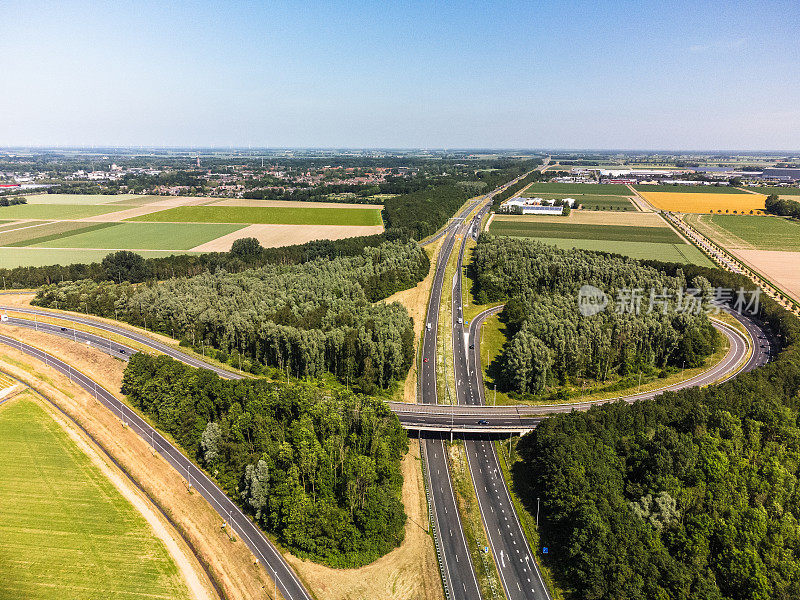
[708,215,800,251]
[129,205,383,226]
[0,247,192,268]
[523,182,632,196]
[0,204,126,220]
[1,221,109,246]
[745,186,800,196]
[501,237,713,265]
[24,193,140,205]
[33,222,246,250]
[633,184,749,194]
[0,397,191,600]
[573,195,634,210]
[490,220,683,243]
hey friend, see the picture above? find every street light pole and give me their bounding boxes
[536,497,540,527]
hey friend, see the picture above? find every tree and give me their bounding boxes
[101,250,150,283]
[230,237,263,260]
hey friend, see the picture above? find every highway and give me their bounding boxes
[0,162,776,600]
[450,204,551,600]
[0,304,766,427]
[0,332,312,600]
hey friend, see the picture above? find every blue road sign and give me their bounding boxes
[542,547,549,554]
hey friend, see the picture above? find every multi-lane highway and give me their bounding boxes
[0,306,764,430]
[449,202,551,600]
[0,160,776,600]
[0,332,313,600]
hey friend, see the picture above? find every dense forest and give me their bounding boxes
[513,255,800,599]
[471,236,720,396]
[35,240,423,391]
[765,194,800,219]
[123,353,408,567]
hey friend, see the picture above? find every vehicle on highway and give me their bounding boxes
[423,357,429,362]
[477,419,489,425]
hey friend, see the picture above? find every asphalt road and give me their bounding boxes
[0,162,775,600]
[1,301,766,425]
[0,332,313,600]
[416,174,532,599]
[451,206,551,600]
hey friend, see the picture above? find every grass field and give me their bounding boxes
[490,220,683,243]
[694,215,800,251]
[513,237,713,265]
[32,222,246,250]
[633,185,750,194]
[637,191,766,213]
[129,205,383,226]
[571,195,634,210]
[744,186,800,196]
[493,212,665,226]
[0,204,126,220]
[523,182,632,195]
[24,193,140,205]
[1,221,108,246]
[0,396,191,600]
[0,247,191,268]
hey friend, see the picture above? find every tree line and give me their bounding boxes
[34,240,424,392]
[0,196,27,206]
[765,193,800,219]
[123,352,408,567]
[513,252,800,599]
[471,235,720,397]
[0,161,535,289]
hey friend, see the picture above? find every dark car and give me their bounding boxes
[469,344,475,349]
[477,419,489,425]
[60,327,67,331]
[119,348,126,354]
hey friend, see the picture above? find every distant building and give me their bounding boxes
[520,205,563,215]
[761,168,800,182]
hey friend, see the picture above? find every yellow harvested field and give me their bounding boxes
[638,191,766,214]
[189,223,384,252]
[731,249,800,303]
[493,211,667,227]
[208,199,383,210]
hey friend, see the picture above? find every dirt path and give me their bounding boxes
[626,184,655,211]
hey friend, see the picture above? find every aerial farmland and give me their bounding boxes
[488,210,713,265]
[634,185,767,213]
[0,194,384,268]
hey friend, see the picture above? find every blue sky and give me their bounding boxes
[2,0,798,150]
